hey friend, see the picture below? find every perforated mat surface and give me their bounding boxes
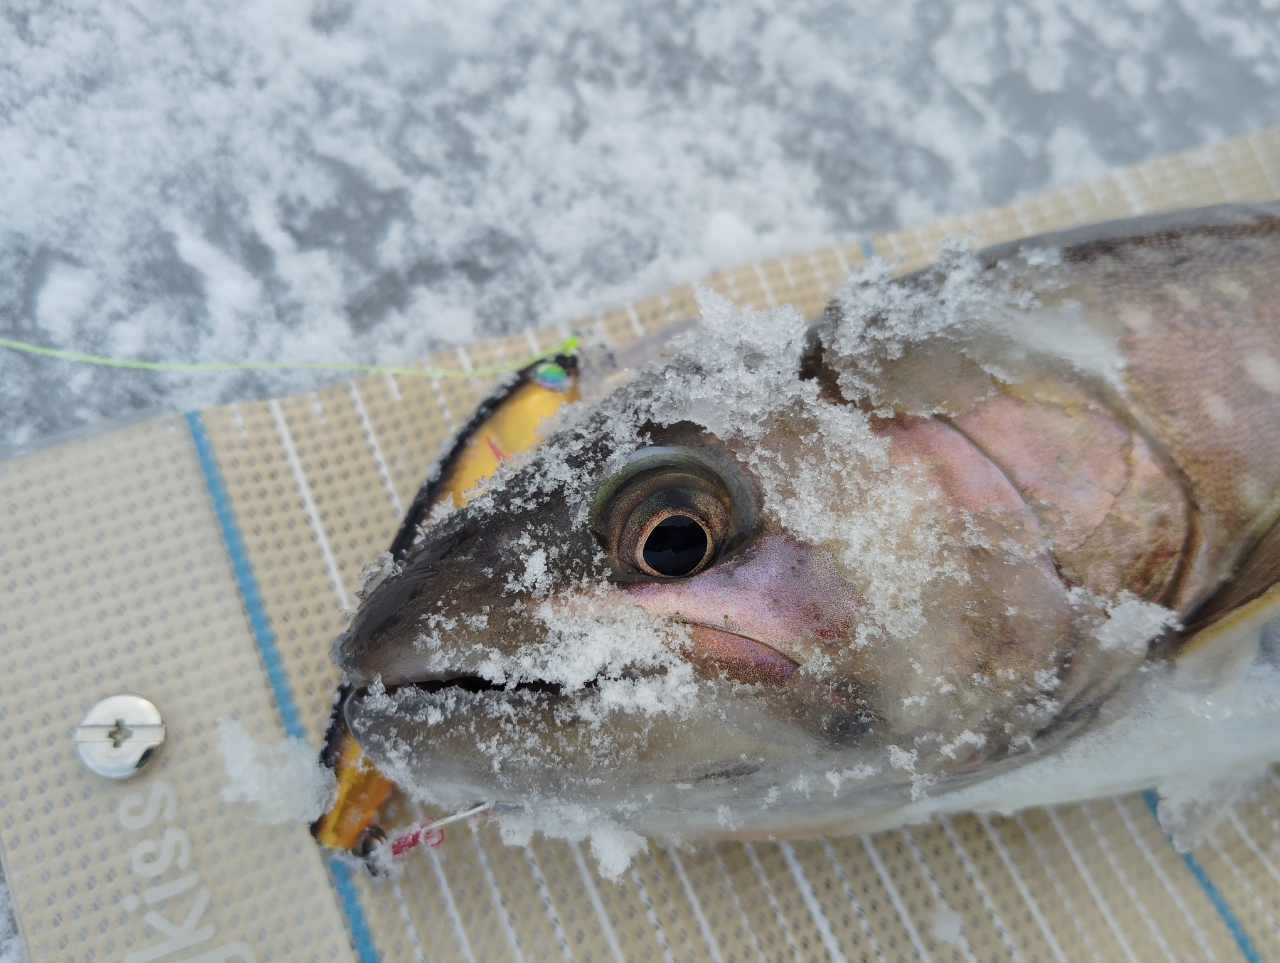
[4,127,1280,963]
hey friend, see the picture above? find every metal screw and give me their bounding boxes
[76,694,166,779]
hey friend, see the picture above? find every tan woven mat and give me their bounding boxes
[4,127,1280,963]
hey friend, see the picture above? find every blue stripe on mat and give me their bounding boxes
[328,856,380,963]
[860,238,875,259]
[1142,789,1259,963]
[186,411,301,740]
[186,410,380,963]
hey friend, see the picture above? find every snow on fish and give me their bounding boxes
[330,204,1280,873]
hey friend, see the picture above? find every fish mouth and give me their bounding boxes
[378,675,601,699]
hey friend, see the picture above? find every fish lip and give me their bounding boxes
[679,620,800,683]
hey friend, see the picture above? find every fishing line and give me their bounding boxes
[0,335,580,379]
[358,802,492,875]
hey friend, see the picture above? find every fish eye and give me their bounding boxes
[637,510,712,577]
[590,444,758,582]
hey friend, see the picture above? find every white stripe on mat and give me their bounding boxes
[778,842,849,963]
[1246,131,1280,195]
[1200,145,1240,202]
[1229,806,1280,889]
[390,877,428,963]
[625,305,645,338]
[816,838,887,963]
[629,861,677,963]
[1205,831,1280,942]
[900,826,979,963]
[1045,807,1141,963]
[1080,802,1178,963]
[804,252,834,292]
[977,814,1071,963]
[571,841,628,963]
[859,835,932,963]
[709,845,768,963]
[427,847,479,963]
[384,370,402,402]
[347,380,404,518]
[1112,167,1149,216]
[751,264,779,310]
[1012,813,1105,963]
[665,847,727,963]
[742,843,806,963]
[523,846,575,963]
[426,373,458,434]
[939,817,1024,963]
[270,398,350,610]
[1112,797,1217,962]
[468,823,525,963]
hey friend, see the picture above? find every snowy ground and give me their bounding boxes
[3,0,1280,451]
[0,877,19,963]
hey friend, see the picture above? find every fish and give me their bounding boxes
[331,204,1280,859]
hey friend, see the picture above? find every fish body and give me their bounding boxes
[334,205,1280,848]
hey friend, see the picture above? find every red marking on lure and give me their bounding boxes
[389,821,445,858]
[486,436,508,462]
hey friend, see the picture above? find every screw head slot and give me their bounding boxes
[76,695,166,779]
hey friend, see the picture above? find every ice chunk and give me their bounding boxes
[1155,771,1261,853]
[216,718,336,824]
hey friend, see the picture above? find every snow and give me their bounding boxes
[897,645,1280,852]
[1090,590,1182,655]
[0,874,22,963]
[930,904,965,946]
[216,718,337,824]
[5,0,1280,451]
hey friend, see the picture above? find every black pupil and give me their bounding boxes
[642,515,708,577]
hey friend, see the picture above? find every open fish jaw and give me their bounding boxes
[336,204,1280,842]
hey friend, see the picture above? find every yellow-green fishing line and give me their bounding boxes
[0,335,579,379]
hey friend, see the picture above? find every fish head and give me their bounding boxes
[334,292,1121,837]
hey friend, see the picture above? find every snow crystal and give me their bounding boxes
[824,764,878,797]
[1092,591,1181,655]
[217,718,337,824]
[824,244,1129,415]
[356,550,400,601]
